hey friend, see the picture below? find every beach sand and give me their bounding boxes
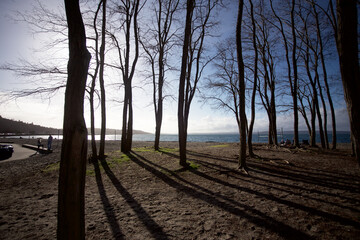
[0,138,359,239]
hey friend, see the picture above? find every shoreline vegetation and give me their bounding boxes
[0,138,359,239]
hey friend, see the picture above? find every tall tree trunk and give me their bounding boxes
[89,2,103,160]
[270,82,277,145]
[121,88,129,152]
[127,86,133,150]
[313,54,326,149]
[236,0,247,170]
[336,0,360,165]
[315,89,326,148]
[248,0,258,158]
[58,0,91,238]
[178,0,193,167]
[154,54,163,150]
[310,99,316,147]
[89,84,97,159]
[99,0,107,159]
[291,0,300,147]
[315,73,329,149]
[120,0,140,153]
[312,1,337,149]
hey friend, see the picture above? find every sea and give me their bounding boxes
[2,131,352,143]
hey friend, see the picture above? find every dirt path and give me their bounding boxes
[0,140,359,239]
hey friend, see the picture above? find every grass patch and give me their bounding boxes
[210,144,229,148]
[110,153,131,165]
[132,146,178,154]
[157,147,178,153]
[42,162,60,172]
[188,161,200,170]
[86,168,96,176]
[133,147,153,152]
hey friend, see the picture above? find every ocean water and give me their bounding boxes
[129,132,351,143]
[3,132,351,143]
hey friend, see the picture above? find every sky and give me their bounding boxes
[0,0,351,134]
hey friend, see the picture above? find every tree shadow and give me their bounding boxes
[99,158,170,240]
[248,161,360,194]
[129,151,314,240]
[187,149,360,195]
[145,150,360,229]
[93,160,124,239]
[186,150,360,211]
[192,156,360,213]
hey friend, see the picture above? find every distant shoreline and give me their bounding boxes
[1,131,352,144]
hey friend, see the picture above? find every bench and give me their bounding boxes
[22,144,53,154]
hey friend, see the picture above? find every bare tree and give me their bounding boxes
[299,18,321,147]
[178,0,194,166]
[108,0,141,153]
[178,0,218,166]
[0,0,109,159]
[87,0,103,160]
[203,39,241,139]
[256,0,278,146]
[236,0,247,171]
[269,0,298,146]
[140,0,180,151]
[247,0,259,157]
[311,0,336,149]
[290,0,300,147]
[336,0,360,164]
[57,0,91,238]
[297,5,327,148]
[98,0,107,159]
[0,1,68,99]
[297,79,316,146]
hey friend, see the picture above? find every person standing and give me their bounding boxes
[48,134,53,150]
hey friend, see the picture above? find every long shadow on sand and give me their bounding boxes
[99,159,170,240]
[93,160,124,239]
[129,151,313,240]
[191,156,360,213]
[183,151,360,228]
[187,150,360,199]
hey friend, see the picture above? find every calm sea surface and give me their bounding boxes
[3,132,351,143]
[131,132,351,143]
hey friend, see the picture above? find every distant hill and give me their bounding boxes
[0,116,149,135]
[0,116,60,135]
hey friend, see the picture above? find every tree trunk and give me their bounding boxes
[89,2,103,160]
[310,100,316,147]
[99,0,107,159]
[336,0,360,165]
[236,0,247,170]
[315,90,326,148]
[120,0,140,154]
[291,0,300,147]
[57,0,91,239]
[270,84,277,145]
[312,1,337,149]
[154,9,165,150]
[247,0,258,158]
[315,74,329,149]
[89,85,97,159]
[121,87,129,152]
[178,0,193,167]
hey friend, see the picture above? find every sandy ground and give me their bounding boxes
[0,138,359,240]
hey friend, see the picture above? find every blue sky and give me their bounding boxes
[0,0,350,134]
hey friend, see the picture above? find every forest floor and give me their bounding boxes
[0,138,359,240]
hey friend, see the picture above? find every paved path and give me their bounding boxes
[0,143,37,163]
